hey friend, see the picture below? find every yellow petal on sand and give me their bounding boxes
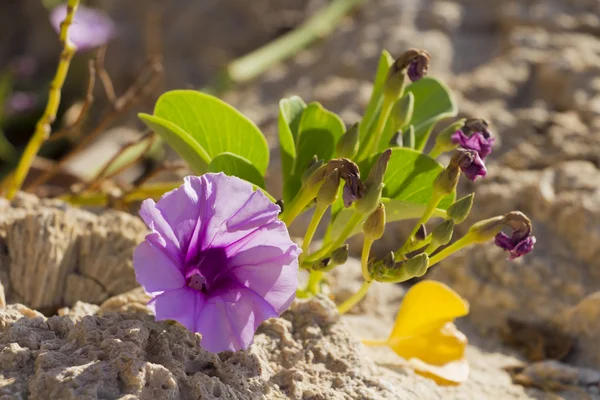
[408,357,470,385]
[390,280,469,338]
[388,322,467,365]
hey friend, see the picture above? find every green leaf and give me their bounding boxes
[208,152,266,188]
[404,77,457,151]
[359,50,394,146]
[139,113,209,174]
[329,198,448,240]
[382,147,455,208]
[278,96,306,201]
[152,90,269,175]
[285,102,345,202]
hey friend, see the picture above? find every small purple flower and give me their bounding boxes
[451,130,495,159]
[50,4,116,51]
[494,232,536,259]
[133,173,300,353]
[343,181,359,208]
[457,149,487,181]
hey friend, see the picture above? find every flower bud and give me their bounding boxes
[363,203,386,240]
[384,49,431,98]
[467,215,505,243]
[313,245,349,272]
[451,118,495,160]
[415,223,427,241]
[434,118,467,154]
[447,193,474,223]
[403,125,415,149]
[404,253,429,278]
[336,122,360,158]
[390,130,403,147]
[301,156,325,186]
[431,219,455,247]
[316,169,341,206]
[356,149,392,214]
[331,244,350,266]
[391,93,414,130]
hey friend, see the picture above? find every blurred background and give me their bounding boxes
[2,0,600,376]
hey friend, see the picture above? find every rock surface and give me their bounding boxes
[0,193,147,312]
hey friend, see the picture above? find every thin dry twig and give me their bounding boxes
[95,45,117,105]
[80,131,156,192]
[48,59,97,142]
[25,56,164,191]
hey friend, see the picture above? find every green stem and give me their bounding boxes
[357,94,395,161]
[427,234,472,269]
[306,270,326,295]
[300,204,327,264]
[396,191,443,258]
[5,0,80,199]
[307,210,363,262]
[279,188,314,226]
[361,238,374,281]
[338,280,372,314]
[225,0,367,85]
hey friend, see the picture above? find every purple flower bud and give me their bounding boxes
[342,178,360,207]
[133,173,300,353]
[457,149,487,181]
[451,130,495,159]
[50,4,116,51]
[494,232,536,259]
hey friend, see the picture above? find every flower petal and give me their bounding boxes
[50,4,116,51]
[408,358,470,385]
[133,241,185,294]
[229,245,299,314]
[152,288,199,332]
[390,281,469,338]
[195,286,278,352]
[389,322,467,365]
[139,199,182,260]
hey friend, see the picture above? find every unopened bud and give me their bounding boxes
[433,118,467,153]
[363,203,386,240]
[433,151,463,196]
[415,223,427,241]
[403,125,415,149]
[404,253,429,278]
[431,220,455,247]
[336,122,360,158]
[331,244,349,266]
[301,156,325,185]
[385,49,430,98]
[390,130,403,147]
[391,93,414,130]
[317,169,341,206]
[357,149,392,214]
[467,215,505,243]
[447,193,474,223]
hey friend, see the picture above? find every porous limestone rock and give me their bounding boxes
[0,193,147,312]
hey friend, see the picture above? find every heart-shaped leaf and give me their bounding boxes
[285,102,345,202]
[279,96,306,201]
[404,77,457,151]
[138,114,209,174]
[382,147,455,208]
[208,152,265,188]
[149,90,270,175]
[359,50,394,146]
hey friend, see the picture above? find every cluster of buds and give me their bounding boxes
[370,252,430,283]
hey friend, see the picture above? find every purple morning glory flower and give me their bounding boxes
[50,4,116,51]
[133,173,300,353]
[451,130,496,159]
[494,232,536,259]
[457,149,487,181]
